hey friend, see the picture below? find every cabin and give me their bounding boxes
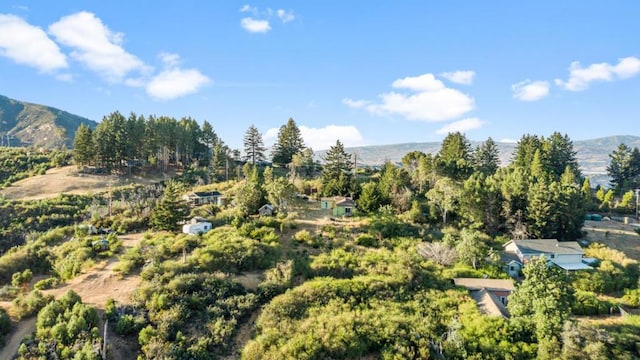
[503,239,593,271]
[182,217,213,235]
[320,196,357,217]
[258,204,275,216]
[454,278,515,317]
[183,191,224,206]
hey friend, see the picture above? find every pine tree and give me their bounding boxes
[271,118,305,166]
[236,165,265,215]
[321,140,354,196]
[150,180,188,231]
[243,125,266,165]
[73,124,94,167]
[473,137,499,175]
[436,132,473,179]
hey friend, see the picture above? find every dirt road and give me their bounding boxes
[0,233,145,359]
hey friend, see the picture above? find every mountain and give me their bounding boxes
[0,94,97,149]
[318,135,640,187]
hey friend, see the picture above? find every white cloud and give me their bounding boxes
[263,125,364,150]
[146,54,210,100]
[0,14,67,72]
[49,11,149,82]
[240,5,257,13]
[440,70,475,85]
[512,80,550,101]
[392,73,445,91]
[348,73,474,122]
[436,118,484,135]
[240,17,271,33]
[555,56,640,91]
[342,98,369,108]
[277,9,295,23]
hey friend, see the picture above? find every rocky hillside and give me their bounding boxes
[0,94,97,149]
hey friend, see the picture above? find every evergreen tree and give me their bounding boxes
[607,143,640,193]
[473,137,500,175]
[512,134,542,170]
[243,125,266,165]
[73,124,94,167]
[236,164,265,215]
[436,132,473,180]
[321,140,354,196]
[271,118,305,166]
[357,181,385,214]
[546,132,580,179]
[455,229,487,270]
[508,256,574,360]
[150,180,188,231]
[460,173,504,236]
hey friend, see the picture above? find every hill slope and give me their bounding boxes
[0,94,97,148]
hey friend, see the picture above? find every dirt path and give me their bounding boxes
[0,233,145,359]
[0,317,35,360]
[43,233,144,308]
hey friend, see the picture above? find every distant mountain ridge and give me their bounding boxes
[318,135,640,187]
[0,94,97,148]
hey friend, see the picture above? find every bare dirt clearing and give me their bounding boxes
[43,233,144,307]
[583,219,640,260]
[0,165,172,200]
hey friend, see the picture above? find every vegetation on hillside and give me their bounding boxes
[0,147,71,188]
[2,115,640,359]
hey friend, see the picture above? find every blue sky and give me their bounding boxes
[0,1,639,151]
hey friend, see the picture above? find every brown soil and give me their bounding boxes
[582,219,640,260]
[0,233,145,359]
[0,165,173,201]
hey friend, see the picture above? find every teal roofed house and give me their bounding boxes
[320,196,357,217]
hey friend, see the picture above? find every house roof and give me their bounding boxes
[191,216,210,223]
[453,278,515,292]
[553,262,593,271]
[470,288,510,318]
[504,239,584,256]
[259,204,274,211]
[191,191,222,198]
[335,198,356,207]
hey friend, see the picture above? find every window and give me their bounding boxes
[509,266,514,271]
[550,254,555,259]
[500,296,507,305]
[345,207,351,214]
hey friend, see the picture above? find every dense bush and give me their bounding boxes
[11,289,53,320]
[17,290,101,359]
[0,194,91,253]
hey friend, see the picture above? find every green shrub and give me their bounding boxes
[11,290,53,320]
[34,277,59,290]
[355,233,378,247]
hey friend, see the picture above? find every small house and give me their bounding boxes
[259,204,275,216]
[503,239,593,271]
[183,191,225,206]
[334,197,356,217]
[320,196,357,217]
[182,217,213,235]
[454,278,515,317]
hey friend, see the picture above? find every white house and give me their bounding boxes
[182,217,213,235]
[503,239,592,271]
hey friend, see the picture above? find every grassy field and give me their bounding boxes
[583,219,640,260]
[0,165,173,200]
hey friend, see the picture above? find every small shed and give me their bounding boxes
[334,197,357,217]
[259,204,275,216]
[182,217,213,235]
